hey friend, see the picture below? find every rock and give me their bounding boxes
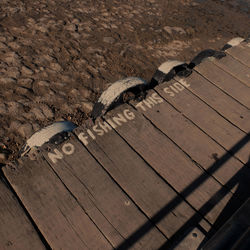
[163,26,186,35]
[40,104,54,119]
[10,120,22,131]
[7,67,20,78]
[31,107,46,120]
[0,103,7,115]
[4,52,20,65]
[0,36,6,42]
[32,123,41,132]
[72,18,80,24]
[7,101,24,114]
[0,42,8,49]
[18,78,33,88]
[103,36,115,44]
[0,143,9,162]
[33,80,50,94]
[19,123,33,138]
[0,152,7,162]
[186,27,195,36]
[81,101,93,113]
[15,86,30,95]
[0,77,16,85]
[79,87,92,99]
[36,25,48,33]
[69,88,80,98]
[21,65,33,75]
[61,103,75,114]
[50,62,62,72]
[8,41,20,50]
[66,24,77,32]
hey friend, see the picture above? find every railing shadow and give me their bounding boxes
[116,133,250,249]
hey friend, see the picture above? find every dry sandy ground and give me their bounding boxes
[0,0,249,163]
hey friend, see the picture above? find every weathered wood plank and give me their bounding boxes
[42,134,167,249]
[103,104,234,227]
[174,73,249,133]
[194,59,250,108]
[73,121,210,241]
[155,79,250,164]
[130,90,249,196]
[225,41,250,67]
[0,178,45,250]
[211,54,250,87]
[173,227,206,250]
[2,157,112,250]
[203,198,250,250]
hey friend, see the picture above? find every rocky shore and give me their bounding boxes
[0,0,249,162]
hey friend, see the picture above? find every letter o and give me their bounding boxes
[62,143,75,155]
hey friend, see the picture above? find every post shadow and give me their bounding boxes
[116,133,250,249]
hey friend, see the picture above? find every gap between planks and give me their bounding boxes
[102,104,235,229]
[43,133,167,249]
[129,88,250,203]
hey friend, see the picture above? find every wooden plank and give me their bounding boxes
[174,72,249,133]
[155,79,250,164]
[203,198,250,250]
[2,157,112,249]
[0,178,45,250]
[194,59,250,108]
[173,227,206,250]
[73,121,211,241]
[225,41,250,67]
[103,104,234,227]
[130,90,249,196]
[211,54,250,87]
[42,134,167,249]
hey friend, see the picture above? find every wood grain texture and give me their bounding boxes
[212,54,250,87]
[225,42,250,68]
[2,157,112,250]
[156,79,250,164]
[74,123,210,240]
[130,90,249,197]
[0,178,45,250]
[194,59,250,108]
[104,104,234,227]
[174,72,249,133]
[43,134,167,249]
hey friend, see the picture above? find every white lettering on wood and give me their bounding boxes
[112,113,127,126]
[173,82,185,91]
[62,143,75,155]
[143,98,154,108]
[163,80,190,97]
[151,92,164,103]
[48,149,63,164]
[87,129,96,140]
[178,79,191,88]
[99,121,112,133]
[106,118,117,129]
[78,132,89,146]
[123,109,135,120]
[93,125,104,136]
[164,87,175,97]
[135,102,146,111]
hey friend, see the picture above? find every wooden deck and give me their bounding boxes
[0,40,249,249]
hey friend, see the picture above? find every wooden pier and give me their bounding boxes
[0,39,249,249]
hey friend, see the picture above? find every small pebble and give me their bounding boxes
[19,123,33,138]
[103,36,115,44]
[21,65,34,75]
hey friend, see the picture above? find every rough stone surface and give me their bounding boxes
[0,0,249,162]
